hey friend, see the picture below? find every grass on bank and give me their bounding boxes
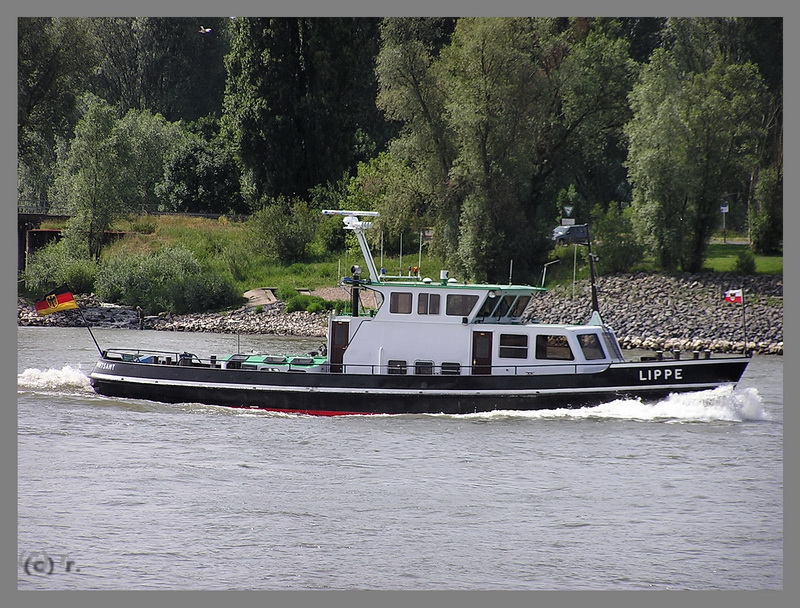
[27,215,782,305]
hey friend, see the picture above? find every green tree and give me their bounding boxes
[590,202,644,274]
[87,17,230,122]
[18,17,97,204]
[156,138,246,214]
[750,165,782,254]
[625,49,767,272]
[376,17,636,282]
[222,17,387,203]
[51,94,136,259]
[115,108,191,210]
[376,18,459,259]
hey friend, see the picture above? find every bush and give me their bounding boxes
[171,274,241,314]
[275,286,299,300]
[22,238,96,295]
[734,248,757,275]
[95,246,241,313]
[590,202,645,274]
[284,294,335,313]
[247,198,320,263]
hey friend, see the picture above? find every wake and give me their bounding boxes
[459,385,769,423]
[17,366,93,393]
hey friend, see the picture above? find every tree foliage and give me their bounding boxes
[376,17,637,282]
[18,16,782,293]
[51,94,136,259]
[590,202,644,274]
[223,17,387,203]
[157,138,246,214]
[86,17,229,122]
[625,49,767,272]
[18,17,97,203]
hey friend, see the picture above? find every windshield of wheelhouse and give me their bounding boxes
[477,294,532,321]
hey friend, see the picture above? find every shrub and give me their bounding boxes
[22,238,96,295]
[95,246,240,313]
[172,274,241,314]
[275,286,299,300]
[128,216,157,234]
[590,202,645,274]
[284,294,335,313]
[247,198,319,263]
[734,248,757,275]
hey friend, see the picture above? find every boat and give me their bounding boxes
[89,210,751,415]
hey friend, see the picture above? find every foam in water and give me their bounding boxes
[17,366,93,392]
[461,385,768,423]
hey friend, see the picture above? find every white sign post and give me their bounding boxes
[720,203,729,243]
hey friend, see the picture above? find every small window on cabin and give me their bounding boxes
[441,362,461,375]
[446,294,479,316]
[494,295,515,318]
[389,292,413,314]
[578,333,606,360]
[418,293,441,315]
[535,334,575,361]
[499,334,528,359]
[510,296,531,317]
[414,360,434,375]
[387,359,407,375]
[477,296,496,317]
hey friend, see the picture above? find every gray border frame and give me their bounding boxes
[6,2,792,608]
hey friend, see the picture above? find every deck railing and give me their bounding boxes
[100,348,606,376]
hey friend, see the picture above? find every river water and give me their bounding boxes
[17,326,783,590]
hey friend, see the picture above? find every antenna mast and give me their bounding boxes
[322,210,380,281]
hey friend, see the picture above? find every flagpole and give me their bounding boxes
[741,287,748,356]
[77,306,103,355]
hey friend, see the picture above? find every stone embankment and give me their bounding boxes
[526,273,782,355]
[18,272,782,354]
[17,294,328,337]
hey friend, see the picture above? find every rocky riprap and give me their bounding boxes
[18,295,328,337]
[18,272,782,354]
[525,272,782,355]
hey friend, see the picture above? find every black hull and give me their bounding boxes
[90,357,750,416]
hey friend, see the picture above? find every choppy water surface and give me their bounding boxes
[18,327,783,590]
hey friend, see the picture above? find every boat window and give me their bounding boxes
[387,360,407,375]
[510,296,531,317]
[499,334,528,359]
[441,362,461,375]
[477,296,496,317]
[577,333,606,360]
[535,334,575,361]
[418,293,441,315]
[389,292,413,314]
[414,360,434,375]
[446,294,479,316]
[493,295,515,318]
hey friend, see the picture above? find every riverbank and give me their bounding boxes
[17,272,782,355]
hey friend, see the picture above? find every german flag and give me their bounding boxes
[35,285,79,316]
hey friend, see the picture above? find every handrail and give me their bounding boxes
[101,348,610,376]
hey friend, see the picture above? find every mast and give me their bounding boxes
[585,224,600,314]
[322,210,380,281]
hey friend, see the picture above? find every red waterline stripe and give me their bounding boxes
[252,407,380,417]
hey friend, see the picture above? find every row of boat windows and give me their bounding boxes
[388,292,532,318]
[386,333,607,375]
[502,333,607,361]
